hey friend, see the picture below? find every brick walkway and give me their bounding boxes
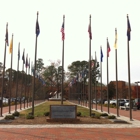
[0,100,140,140]
[0,128,140,140]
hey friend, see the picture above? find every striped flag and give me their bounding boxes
[107,39,111,57]
[61,22,65,40]
[88,24,92,39]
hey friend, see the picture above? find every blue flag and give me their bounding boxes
[127,16,131,41]
[36,19,40,36]
[101,48,103,62]
[22,49,25,64]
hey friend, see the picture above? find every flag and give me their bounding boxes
[91,61,94,68]
[114,29,117,49]
[18,43,20,60]
[88,24,92,39]
[36,18,40,36]
[22,49,25,64]
[28,58,30,69]
[5,24,9,46]
[107,39,111,57]
[25,54,28,68]
[61,22,65,40]
[95,51,97,67]
[127,16,131,41]
[9,38,13,54]
[101,47,103,62]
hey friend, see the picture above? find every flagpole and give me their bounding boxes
[32,11,39,115]
[88,15,92,116]
[25,54,28,108]
[95,51,97,110]
[20,48,25,110]
[27,58,30,108]
[61,15,65,105]
[115,28,119,117]
[100,46,103,112]
[107,38,109,114]
[15,42,20,112]
[127,14,132,120]
[1,23,8,117]
[8,34,13,114]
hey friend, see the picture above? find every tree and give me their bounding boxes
[107,82,116,99]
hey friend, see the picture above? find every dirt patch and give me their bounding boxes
[0,116,118,125]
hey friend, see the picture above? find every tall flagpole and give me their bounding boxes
[21,48,25,110]
[32,11,40,115]
[127,14,132,120]
[1,23,9,117]
[9,34,13,113]
[100,46,103,112]
[25,53,28,108]
[61,15,65,105]
[107,38,109,114]
[114,28,119,117]
[88,15,92,116]
[95,51,97,110]
[15,43,20,112]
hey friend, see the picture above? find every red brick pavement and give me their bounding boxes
[0,128,140,140]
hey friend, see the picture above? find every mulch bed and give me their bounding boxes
[0,116,123,125]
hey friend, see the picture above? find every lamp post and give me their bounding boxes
[135,81,140,98]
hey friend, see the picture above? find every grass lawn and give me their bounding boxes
[20,101,101,117]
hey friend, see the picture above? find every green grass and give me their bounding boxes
[20,101,101,117]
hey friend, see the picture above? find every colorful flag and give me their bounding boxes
[101,47,103,62]
[88,24,92,39]
[18,43,20,60]
[36,18,40,36]
[114,29,117,49]
[25,54,28,68]
[9,38,13,54]
[5,24,9,46]
[127,16,131,41]
[107,39,111,57]
[22,49,25,64]
[91,61,94,68]
[61,22,65,40]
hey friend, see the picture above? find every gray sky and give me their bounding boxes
[0,0,140,85]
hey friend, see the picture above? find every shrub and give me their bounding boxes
[44,112,50,116]
[91,114,100,119]
[5,115,15,120]
[108,115,116,119]
[77,112,81,116]
[26,114,34,119]
[12,111,20,117]
[100,113,108,116]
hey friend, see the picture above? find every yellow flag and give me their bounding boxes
[9,38,13,54]
[114,29,117,49]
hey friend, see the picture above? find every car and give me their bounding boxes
[118,99,129,106]
[134,98,140,109]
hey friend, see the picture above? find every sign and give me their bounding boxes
[50,105,77,119]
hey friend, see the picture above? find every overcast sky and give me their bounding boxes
[0,0,140,85]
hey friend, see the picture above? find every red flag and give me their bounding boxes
[88,24,92,39]
[107,40,111,57]
[61,22,65,40]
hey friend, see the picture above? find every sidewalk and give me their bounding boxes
[0,101,140,140]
